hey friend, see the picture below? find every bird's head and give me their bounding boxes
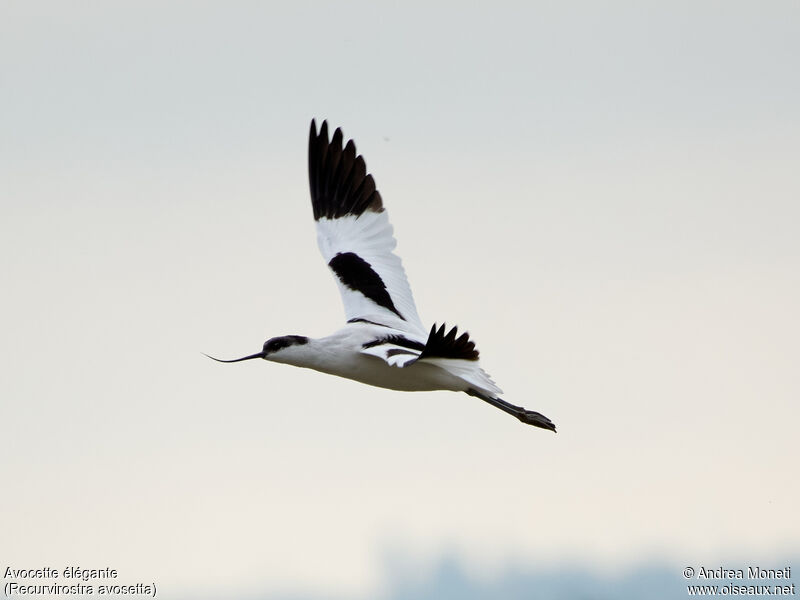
[205,335,310,364]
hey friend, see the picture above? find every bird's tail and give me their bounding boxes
[420,357,503,396]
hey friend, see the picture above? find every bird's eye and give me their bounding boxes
[264,338,285,353]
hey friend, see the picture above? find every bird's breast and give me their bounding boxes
[301,352,466,393]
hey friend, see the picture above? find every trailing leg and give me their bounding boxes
[467,389,556,432]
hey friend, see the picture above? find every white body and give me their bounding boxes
[269,323,498,395]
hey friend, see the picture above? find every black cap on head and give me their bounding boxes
[263,335,309,355]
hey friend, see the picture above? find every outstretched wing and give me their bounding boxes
[359,323,503,395]
[309,119,426,336]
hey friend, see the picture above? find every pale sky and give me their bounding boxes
[2,1,798,598]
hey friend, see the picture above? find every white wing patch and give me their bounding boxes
[317,211,426,336]
[360,342,421,367]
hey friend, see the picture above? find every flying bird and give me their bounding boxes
[208,120,556,432]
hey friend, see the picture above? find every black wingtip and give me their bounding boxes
[308,120,384,220]
[420,322,479,361]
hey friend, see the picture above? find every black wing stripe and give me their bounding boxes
[363,335,426,351]
[309,119,384,220]
[328,252,405,320]
[348,317,392,327]
[386,348,419,358]
[418,323,480,361]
